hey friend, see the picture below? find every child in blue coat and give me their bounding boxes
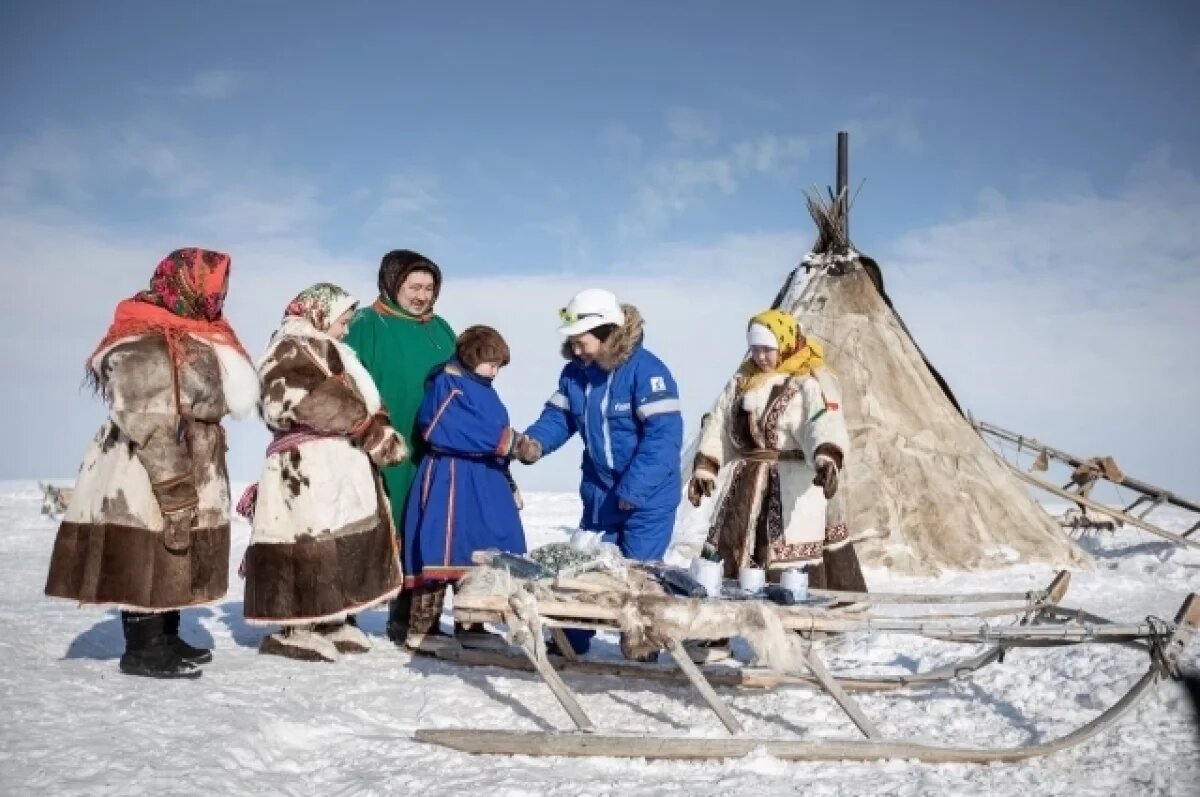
[402,326,538,646]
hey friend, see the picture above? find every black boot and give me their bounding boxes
[119,612,202,679]
[386,589,413,645]
[162,610,213,665]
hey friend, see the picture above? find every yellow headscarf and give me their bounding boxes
[736,309,826,392]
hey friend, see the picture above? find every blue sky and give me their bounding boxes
[2,1,1198,495]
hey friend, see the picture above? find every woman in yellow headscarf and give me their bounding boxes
[687,309,866,593]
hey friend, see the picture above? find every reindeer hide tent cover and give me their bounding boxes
[679,196,1090,576]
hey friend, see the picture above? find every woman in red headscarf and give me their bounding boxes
[45,248,259,679]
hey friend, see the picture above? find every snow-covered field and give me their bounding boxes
[2,481,1198,796]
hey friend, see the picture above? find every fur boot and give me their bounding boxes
[385,589,413,645]
[259,626,341,662]
[403,583,448,649]
[119,612,202,679]
[315,619,371,654]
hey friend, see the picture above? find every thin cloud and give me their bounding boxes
[881,155,1200,492]
[370,175,442,218]
[598,123,642,161]
[839,98,923,154]
[176,69,244,100]
[664,107,719,148]
[618,131,812,239]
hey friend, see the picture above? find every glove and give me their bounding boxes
[513,434,542,465]
[351,413,409,467]
[687,470,716,507]
[152,474,199,554]
[812,444,843,500]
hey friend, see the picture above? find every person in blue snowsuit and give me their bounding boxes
[521,289,683,657]
[403,326,540,647]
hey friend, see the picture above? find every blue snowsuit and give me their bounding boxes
[526,342,683,557]
[525,339,683,655]
[404,361,526,587]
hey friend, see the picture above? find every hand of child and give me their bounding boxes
[514,434,542,465]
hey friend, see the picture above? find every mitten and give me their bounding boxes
[153,473,199,553]
[812,444,843,500]
[514,434,542,465]
[687,470,717,507]
[351,412,408,467]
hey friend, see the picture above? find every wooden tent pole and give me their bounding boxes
[837,130,849,246]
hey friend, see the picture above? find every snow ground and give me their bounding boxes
[2,482,1198,796]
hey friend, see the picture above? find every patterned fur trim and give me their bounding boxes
[770,540,824,562]
[824,521,849,544]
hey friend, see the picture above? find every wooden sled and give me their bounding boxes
[414,571,1073,693]
[415,566,1200,763]
[975,419,1200,550]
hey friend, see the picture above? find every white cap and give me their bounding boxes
[558,288,626,336]
[747,322,778,350]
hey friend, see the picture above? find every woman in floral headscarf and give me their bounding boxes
[687,309,867,592]
[240,283,407,663]
[45,248,260,679]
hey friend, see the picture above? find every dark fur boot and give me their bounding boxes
[162,610,213,664]
[119,612,202,679]
[386,589,413,645]
[403,584,448,649]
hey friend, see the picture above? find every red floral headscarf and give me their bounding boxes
[134,248,232,321]
[88,248,250,387]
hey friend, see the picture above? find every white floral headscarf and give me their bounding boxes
[282,283,358,332]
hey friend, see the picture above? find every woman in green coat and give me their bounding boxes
[344,249,455,642]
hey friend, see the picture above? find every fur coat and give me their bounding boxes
[695,366,861,585]
[45,333,259,611]
[242,317,405,625]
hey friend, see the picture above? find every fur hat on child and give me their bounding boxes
[456,325,511,370]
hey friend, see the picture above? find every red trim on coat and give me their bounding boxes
[442,458,457,566]
[423,388,462,439]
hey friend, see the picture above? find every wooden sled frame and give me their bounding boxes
[414,572,1200,763]
[975,419,1200,549]
[417,571,1074,693]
